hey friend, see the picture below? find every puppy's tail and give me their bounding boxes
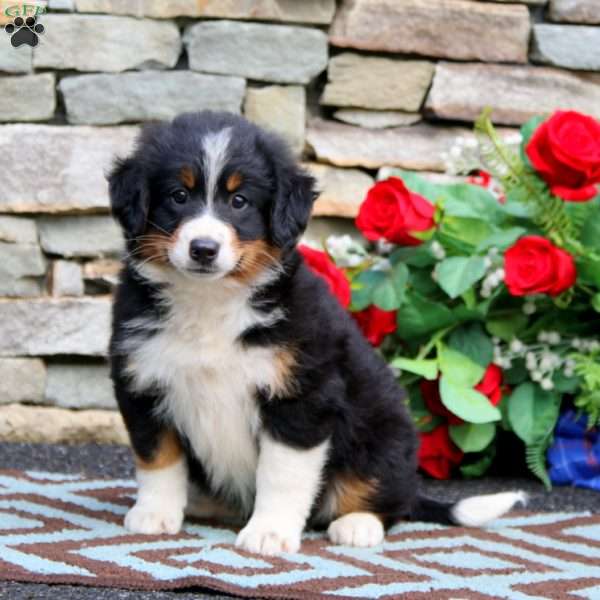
[412,491,528,527]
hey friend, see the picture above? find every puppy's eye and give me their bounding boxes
[171,189,188,204]
[231,194,248,210]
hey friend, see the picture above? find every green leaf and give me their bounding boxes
[593,294,600,313]
[476,227,526,252]
[448,322,494,368]
[438,343,485,387]
[372,263,409,311]
[391,357,438,380]
[450,422,496,453]
[578,257,600,288]
[486,313,528,342]
[350,270,386,311]
[390,245,436,268]
[520,115,546,167]
[440,217,495,248]
[507,383,561,445]
[396,291,456,339]
[442,184,505,224]
[434,256,487,299]
[439,378,502,424]
[394,170,445,205]
[372,278,399,310]
[460,444,496,478]
[407,384,443,432]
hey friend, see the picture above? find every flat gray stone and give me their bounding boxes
[0,73,55,121]
[0,403,128,444]
[38,216,123,258]
[45,363,116,409]
[75,0,336,23]
[532,24,600,71]
[185,20,328,84]
[82,258,121,288]
[244,85,305,155]
[0,358,46,405]
[60,71,245,125]
[306,118,474,171]
[329,0,530,63]
[33,14,181,72]
[426,62,600,125]
[306,163,374,218]
[0,124,138,213]
[50,260,84,297]
[0,297,112,356]
[0,44,32,73]
[549,0,600,24]
[0,241,46,297]
[333,109,421,129]
[0,216,38,244]
[321,53,434,111]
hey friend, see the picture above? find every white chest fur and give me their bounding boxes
[123,275,284,510]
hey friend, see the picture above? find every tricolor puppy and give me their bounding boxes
[108,111,525,555]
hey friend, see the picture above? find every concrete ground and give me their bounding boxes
[1,442,598,599]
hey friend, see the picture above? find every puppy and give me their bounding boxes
[108,111,525,555]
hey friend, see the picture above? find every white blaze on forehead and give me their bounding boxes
[202,127,232,210]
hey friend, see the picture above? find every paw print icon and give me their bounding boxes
[5,16,44,48]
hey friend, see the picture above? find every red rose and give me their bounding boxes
[356,177,435,246]
[418,425,463,479]
[298,245,351,308]
[504,236,576,297]
[420,378,463,425]
[420,364,504,426]
[474,364,504,406]
[526,111,600,202]
[353,305,397,346]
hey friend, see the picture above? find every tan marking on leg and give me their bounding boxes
[229,238,281,284]
[180,166,196,190]
[333,475,379,517]
[135,429,183,471]
[226,171,243,192]
[270,346,298,397]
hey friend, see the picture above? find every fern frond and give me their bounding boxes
[474,109,580,253]
[526,435,552,490]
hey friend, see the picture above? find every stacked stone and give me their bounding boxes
[1,0,599,443]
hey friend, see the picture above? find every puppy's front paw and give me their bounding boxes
[235,515,302,555]
[328,512,384,548]
[124,502,184,535]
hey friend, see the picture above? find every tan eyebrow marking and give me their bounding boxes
[226,171,243,193]
[180,166,195,189]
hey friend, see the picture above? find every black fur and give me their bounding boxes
[109,111,459,532]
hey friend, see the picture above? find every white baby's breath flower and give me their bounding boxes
[495,268,505,280]
[546,332,561,345]
[540,378,554,391]
[531,370,543,382]
[371,257,392,272]
[587,340,600,352]
[510,339,524,354]
[538,331,549,343]
[483,256,493,269]
[564,367,575,378]
[487,247,499,258]
[526,352,537,370]
[523,301,536,315]
[571,337,582,350]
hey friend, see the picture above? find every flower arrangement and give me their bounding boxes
[302,109,600,488]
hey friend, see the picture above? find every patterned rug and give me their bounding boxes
[1,470,599,599]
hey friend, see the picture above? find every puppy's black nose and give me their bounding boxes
[189,238,220,264]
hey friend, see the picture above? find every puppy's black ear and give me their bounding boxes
[271,165,318,250]
[108,157,149,240]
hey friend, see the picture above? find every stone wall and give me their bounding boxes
[1,0,599,442]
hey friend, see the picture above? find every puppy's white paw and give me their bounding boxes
[328,512,384,548]
[124,502,184,535]
[236,515,302,555]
